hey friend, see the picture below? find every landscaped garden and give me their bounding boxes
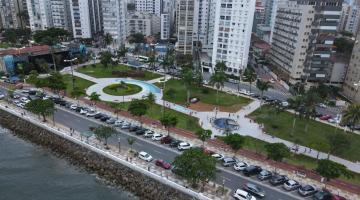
[63,74,95,96]
[249,105,360,162]
[103,83,142,96]
[156,79,251,111]
[77,64,162,81]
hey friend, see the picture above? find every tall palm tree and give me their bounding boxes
[209,71,228,104]
[303,91,321,133]
[89,92,100,110]
[181,68,194,104]
[104,33,113,46]
[243,67,257,93]
[256,80,271,106]
[342,104,360,132]
[288,95,304,136]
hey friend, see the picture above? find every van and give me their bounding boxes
[222,157,237,167]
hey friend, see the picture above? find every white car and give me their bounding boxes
[42,95,51,100]
[20,97,30,103]
[70,104,78,110]
[144,130,155,138]
[0,93,5,99]
[177,142,191,151]
[86,111,99,117]
[283,180,301,191]
[138,151,153,162]
[269,78,275,83]
[233,189,256,200]
[211,153,224,161]
[79,108,88,115]
[281,101,289,107]
[114,120,124,126]
[121,122,130,129]
[17,102,25,108]
[152,133,164,141]
[318,103,327,108]
[233,161,248,171]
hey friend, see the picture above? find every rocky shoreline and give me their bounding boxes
[0,109,194,200]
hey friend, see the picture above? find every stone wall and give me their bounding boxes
[0,109,194,200]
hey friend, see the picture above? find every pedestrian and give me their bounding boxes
[309,148,312,153]
[228,113,230,117]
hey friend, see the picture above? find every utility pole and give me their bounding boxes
[64,58,78,90]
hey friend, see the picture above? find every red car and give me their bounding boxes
[155,159,171,169]
[332,195,346,200]
[160,136,173,144]
[320,115,332,120]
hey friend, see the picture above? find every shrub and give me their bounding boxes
[165,88,176,99]
[201,88,209,94]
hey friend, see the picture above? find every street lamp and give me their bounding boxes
[161,80,166,117]
[64,58,78,90]
[118,137,121,152]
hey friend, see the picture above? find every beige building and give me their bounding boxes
[175,0,194,55]
[343,37,360,102]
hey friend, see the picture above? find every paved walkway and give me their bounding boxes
[67,71,360,173]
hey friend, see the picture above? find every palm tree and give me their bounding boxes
[209,71,228,104]
[303,90,321,133]
[104,33,113,46]
[181,68,194,104]
[148,53,156,70]
[127,137,136,153]
[342,104,360,132]
[243,67,257,93]
[89,92,100,110]
[256,80,271,106]
[288,95,304,136]
[196,130,212,148]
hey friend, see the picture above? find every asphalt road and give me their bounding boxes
[54,107,304,200]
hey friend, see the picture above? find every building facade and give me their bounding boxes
[102,0,127,46]
[127,13,152,36]
[339,3,360,36]
[175,0,195,55]
[26,0,52,30]
[343,36,360,102]
[135,0,161,15]
[0,0,29,29]
[269,0,342,84]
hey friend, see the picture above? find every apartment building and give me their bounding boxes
[26,0,52,30]
[127,13,152,36]
[0,0,29,29]
[135,0,161,15]
[269,0,342,84]
[343,36,360,102]
[102,0,127,46]
[338,3,360,36]
[50,0,72,31]
[175,0,195,55]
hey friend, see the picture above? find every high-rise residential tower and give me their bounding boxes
[102,0,127,46]
[175,0,195,54]
[135,0,161,15]
[0,0,29,29]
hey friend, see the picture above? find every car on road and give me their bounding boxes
[318,103,327,108]
[152,133,164,141]
[169,139,182,148]
[106,117,117,124]
[269,174,288,186]
[233,161,248,171]
[138,151,153,162]
[298,185,317,197]
[313,190,333,200]
[243,165,262,176]
[160,135,173,144]
[283,179,301,191]
[243,182,265,198]
[257,169,272,181]
[233,189,256,200]
[320,115,332,120]
[177,142,191,151]
[211,153,224,161]
[13,94,20,99]
[144,130,155,138]
[155,159,171,169]
[222,157,237,167]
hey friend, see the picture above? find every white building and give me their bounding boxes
[135,0,161,15]
[50,0,72,31]
[160,13,170,40]
[339,3,360,36]
[102,0,127,47]
[175,0,195,55]
[127,13,152,36]
[26,0,52,30]
[0,0,28,29]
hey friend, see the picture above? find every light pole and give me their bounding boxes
[162,80,166,117]
[64,58,78,91]
[118,137,121,152]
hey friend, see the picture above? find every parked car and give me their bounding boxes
[243,166,262,176]
[114,120,124,126]
[138,151,153,162]
[177,142,191,151]
[269,175,288,186]
[320,115,332,120]
[332,195,346,200]
[283,179,301,191]
[233,189,256,200]
[257,170,272,181]
[86,110,99,117]
[152,133,164,141]
[0,93,5,99]
[100,115,110,122]
[94,113,103,119]
[160,135,173,144]
[234,161,248,171]
[135,128,147,135]
[313,190,333,200]
[222,157,237,167]
[243,183,265,198]
[79,108,88,115]
[155,159,171,169]
[129,125,140,132]
[144,130,155,138]
[170,139,182,148]
[121,122,130,129]
[211,153,224,161]
[20,97,30,104]
[75,106,83,112]
[298,185,317,197]
[106,117,117,124]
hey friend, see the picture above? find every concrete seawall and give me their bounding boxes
[0,108,202,200]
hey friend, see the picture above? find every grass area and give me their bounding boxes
[240,135,360,185]
[107,102,203,133]
[77,64,162,81]
[103,83,142,96]
[156,79,251,109]
[249,105,360,162]
[0,42,11,48]
[63,74,95,96]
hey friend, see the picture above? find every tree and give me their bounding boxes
[302,90,321,133]
[265,143,291,162]
[3,28,31,44]
[243,67,257,93]
[172,148,216,187]
[160,114,178,136]
[128,99,149,127]
[328,134,350,158]
[25,99,55,122]
[148,52,156,70]
[89,92,100,109]
[145,92,155,105]
[334,37,354,54]
[310,140,330,159]
[256,80,271,106]
[35,77,49,92]
[222,134,245,152]
[196,130,212,148]
[93,125,114,147]
[117,46,128,58]
[100,51,112,68]
[47,72,66,97]
[127,137,136,153]
[209,68,228,104]
[104,33,113,46]
[71,86,84,100]
[161,49,175,73]
[316,159,352,181]
[342,104,360,132]
[181,68,194,104]
[27,70,39,84]
[129,33,145,43]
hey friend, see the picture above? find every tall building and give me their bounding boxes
[343,36,360,102]
[50,0,72,30]
[135,0,161,15]
[269,0,343,85]
[127,13,154,36]
[175,0,195,55]
[338,3,360,36]
[160,0,175,40]
[102,0,127,46]
[253,0,265,32]
[0,0,29,29]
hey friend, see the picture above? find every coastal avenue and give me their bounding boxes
[54,107,302,200]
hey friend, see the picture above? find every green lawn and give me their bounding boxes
[103,83,142,96]
[107,102,203,133]
[156,79,251,109]
[249,106,360,161]
[0,42,11,48]
[77,64,162,81]
[239,135,360,185]
[63,74,95,96]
